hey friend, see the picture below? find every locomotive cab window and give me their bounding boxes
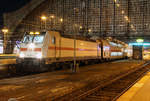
[52,37,56,44]
[22,32,46,43]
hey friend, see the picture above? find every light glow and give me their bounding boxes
[121,10,125,14]
[136,39,144,43]
[36,53,42,59]
[116,4,120,7]
[29,32,34,35]
[35,32,40,35]
[19,53,25,58]
[28,43,35,49]
[60,18,63,22]
[129,43,150,46]
[124,16,129,21]
[80,26,83,29]
[2,28,8,33]
[88,29,92,32]
[50,15,55,19]
[41,16,47,21]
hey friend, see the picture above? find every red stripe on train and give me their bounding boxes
[20,48,27,51]
[110,50,122,52]
[48,47,97,51]
[34,48,41,52]
[20,48,41,52]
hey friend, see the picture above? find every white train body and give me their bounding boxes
[46,31,101,62]
[16,31,128,72]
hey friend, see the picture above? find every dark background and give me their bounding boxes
[0,0,31,28]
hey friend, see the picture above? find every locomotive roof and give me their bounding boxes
[61,33,96,42]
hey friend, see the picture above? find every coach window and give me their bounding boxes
[52,36,56,44]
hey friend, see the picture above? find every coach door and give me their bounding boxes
[51,35,61,59]
[97,43,101,58]
[51,36,57,59]
[101,43,103,59]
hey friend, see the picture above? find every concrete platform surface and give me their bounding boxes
[117,71,150,101]
[0,60,145,101]
[0,54,16,59]
[0,59,16,65]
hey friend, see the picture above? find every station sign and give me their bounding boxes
[129,43,150,46]
[136,39,144,43]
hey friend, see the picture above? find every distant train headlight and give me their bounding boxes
[28,43,35,49]
[19,53,25,58]
[36,53,42,59]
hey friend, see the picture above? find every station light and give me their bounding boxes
[2,28,8,33]
[79,26,83,29]
[50,15,55,19]
[131,24,134,29]
[88,29,92,33]
[124,16,129,21]
[60,18,63,22]
[41,16,47,21]
[121,10,125,14]
[114,0,117,3]
[136,39,144,43]
[129,42,150,46]
[41,16,47,20]
[116,4,120,7]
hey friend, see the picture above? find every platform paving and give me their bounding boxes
[117,71,150,101]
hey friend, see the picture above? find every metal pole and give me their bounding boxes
[62,0,65,33]
[113,0,116,36]
[73,0,78,73]
[2,30,8,54]
[3,32,6,53]
[45,20,47,31]
[99,0,102,37]
[86,0,89,36]
[74,25,76,73]
[127,0,130,38]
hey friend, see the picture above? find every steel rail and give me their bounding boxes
[55,62,150,101]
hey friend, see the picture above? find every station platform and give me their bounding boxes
[0,54,16,59]
[0,59,16,65]
[0,54,16,65]
[117,71,150,101]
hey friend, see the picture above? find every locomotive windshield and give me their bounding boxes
[23,32,46,43]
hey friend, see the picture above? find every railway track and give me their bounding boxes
[0,59,124,79]
[55,62,150,101]
[0,64,41,79]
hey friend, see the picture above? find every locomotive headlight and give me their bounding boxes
[28,43,35,49]
[36,53,42,59]
[19,53,25,58]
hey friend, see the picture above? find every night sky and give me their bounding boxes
[0,0,31,28]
